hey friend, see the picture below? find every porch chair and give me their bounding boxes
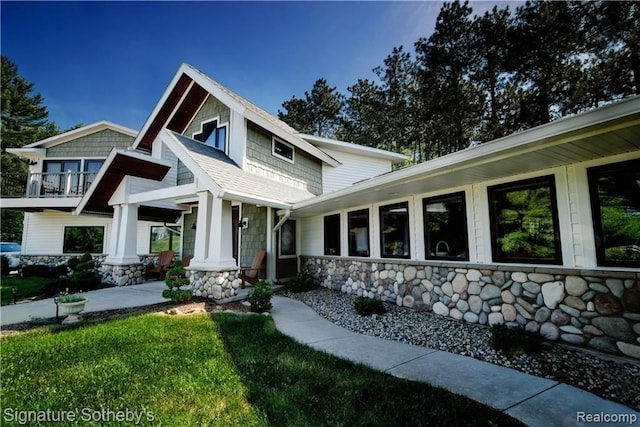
[146,250,175,281]
[240,250,266,289]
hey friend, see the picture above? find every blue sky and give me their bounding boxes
[1,1,512,132]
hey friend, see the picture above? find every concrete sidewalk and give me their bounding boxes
[0,281,168,326]
[270,296,640,427]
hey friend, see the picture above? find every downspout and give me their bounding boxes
[272,209,291,233]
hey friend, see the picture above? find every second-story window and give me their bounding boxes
[272,137,295,163]
[193,119,226,152]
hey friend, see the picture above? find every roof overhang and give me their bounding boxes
[293,96,640,217]
[22,121,137,149]
[133,63,341,166]
[298,133,408,164]
[75,149,181,222]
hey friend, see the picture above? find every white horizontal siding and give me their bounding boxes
[322,149,391,194]
[299,216,323,255]
[22,211,162,256]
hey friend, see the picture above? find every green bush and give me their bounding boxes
[165,260,190,289]
[247,279,273,313]
[286,271,314,293]
[490,324,541,357]
[354,296,385,316]
[162,289,193,303]
[67,252,98,289]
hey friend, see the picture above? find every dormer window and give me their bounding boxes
[272,137,294,163]
[193,119,227,152]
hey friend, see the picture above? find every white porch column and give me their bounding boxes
[190,191,212,268]
[105,203,140,264]
[205,197,237,270]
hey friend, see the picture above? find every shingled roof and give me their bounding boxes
[165,130,317,206]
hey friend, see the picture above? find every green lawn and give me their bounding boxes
[0,276,54,305]
[1,312,522,426]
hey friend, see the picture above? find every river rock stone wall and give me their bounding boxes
[188,269,241,300]
[18,254,161,287]
[301,256,640,360]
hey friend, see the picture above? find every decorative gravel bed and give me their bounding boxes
[283,288,640,411]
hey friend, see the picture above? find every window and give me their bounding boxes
[324,214,341,255]
[272,137,294,163]
[83,159,104,192]
[279,220,296,257]
[488,176,562,264]
[348,209,370,257]
[150,226,181,253]
[43,160,81,195]
[380,202,410,258]
[193,119,226,151]
[588,159,640,267]
[63,226,104,253]
[424,192,468,260]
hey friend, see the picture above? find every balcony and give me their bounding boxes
[1,171,98,199]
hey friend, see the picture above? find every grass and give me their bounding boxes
[1,312,522,426]
[0,276,54,305]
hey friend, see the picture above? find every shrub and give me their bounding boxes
[354,296,385,316]
[490,324,541,357]
[162,289,193,303]
[21,265,52,278]
[247,279,273,313]
[165,260,190,290]
[286,271,314,293]
[68,252,98,289]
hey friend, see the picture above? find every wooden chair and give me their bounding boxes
[146,250,174,280]
[181,255,193,268]
[240,250,266,289]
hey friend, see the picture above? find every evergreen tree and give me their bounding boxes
[337,78,386,147]
[415,0,482,159]
[374,46,416,157]
[1,56,58,243]
[278,78,344,138]
[1,55,58,173]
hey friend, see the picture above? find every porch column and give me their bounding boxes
[190,191,212,269]
[205,197,237,270]
[105,203,140,264]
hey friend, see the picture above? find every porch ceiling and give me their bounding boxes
[80,152,182,222]
[293,104,640,217]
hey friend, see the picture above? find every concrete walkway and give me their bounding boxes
[2,285,638,426]
[0,281,168,326]
[270,296,640,427]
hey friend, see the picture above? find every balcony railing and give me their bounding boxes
[1,171,99,198]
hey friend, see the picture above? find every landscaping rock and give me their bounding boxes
[592,317,635,342]
[594,293,623,315]
[480,284,501,300]
[542,281,564,309]
[540,322,560,340]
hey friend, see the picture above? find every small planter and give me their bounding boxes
[56,298,88,324]
[58,299,87,315]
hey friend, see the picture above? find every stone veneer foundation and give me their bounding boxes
[18,254,162,287]
[301,255,640,360]
[188,269,242,300]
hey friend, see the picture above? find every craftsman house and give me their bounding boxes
[2,63,638,358]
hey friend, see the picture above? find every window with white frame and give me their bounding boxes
[150,225,181,254]
[588,158,640,268]
[488,175,562,264]
[272,137,294,163]
[348,209,370,257]
[380,202,410,258]
[193,119,227,152]
[324,213,341,255]
[424,192,469,260]
[63,226,104,254]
